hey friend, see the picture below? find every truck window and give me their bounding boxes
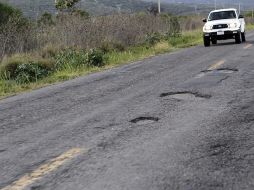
[208,11,236,21]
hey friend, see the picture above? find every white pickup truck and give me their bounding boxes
[203,8,246,47]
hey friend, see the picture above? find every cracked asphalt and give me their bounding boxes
[0,31,254,190]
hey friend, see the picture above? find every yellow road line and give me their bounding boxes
[208,60,225,70]
[243,44,253,49]
[1,148,84,190]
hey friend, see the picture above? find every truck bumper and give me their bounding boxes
[203,30,240,40]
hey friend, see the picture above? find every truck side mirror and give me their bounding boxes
[203,18,207,23]
[239,15,244,18]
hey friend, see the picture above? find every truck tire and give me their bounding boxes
[211,38,217,45]
[235,33,242,44]
[204,36,210,47]
[241,32,246,42]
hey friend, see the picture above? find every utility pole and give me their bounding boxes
[158,0,161,14]
[239,3,241,14]
[214,0,217,10]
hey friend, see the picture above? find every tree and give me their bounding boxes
[71,9,89,18]
[147,3,163,16]
[55,0,81,11]
[0,2,22,26]
[37,12,54,26]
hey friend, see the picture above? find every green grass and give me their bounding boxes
[0,25,253,99]
[246,24,254,31]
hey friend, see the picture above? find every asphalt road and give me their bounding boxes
[0,32,254,190]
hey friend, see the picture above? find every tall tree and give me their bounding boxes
[55,0,81,11]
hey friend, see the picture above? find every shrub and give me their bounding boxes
[37,12,54,26]
[113,42,126,52]
[87,49,105,67]
[168,36,189,47]
[167,32,200,47]
[41,44,61,58]
[54,48,105,69]
[145,32,162,46]
[0,2,23,26]
[55,0,81,11]
[71,9,89,18]
[54,49,88,70]
[167,16,181,37]
[0,54,54,83]
[100,41,125,53]
[0,4,33,61]
[14,63,50,84]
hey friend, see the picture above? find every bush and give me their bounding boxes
[0,3,29,29]
[167,16,181,37]
[71,9,89,19]
[100,41,125,53]
[145,32,162,46]
[168,36,189,47]
[37,12,54,26]
[54,49,88,70]
[0,2,23,26]
[40,44,61,58]
[167,32,200,47]
[15,63,50,84]
[87,49,105,67]
[0,3,32,61]
[0,54,54,83]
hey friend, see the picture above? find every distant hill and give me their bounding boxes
[150,0,254,9]
[0,0,213,18]
[159,0,254,6]
[2,0,254,19]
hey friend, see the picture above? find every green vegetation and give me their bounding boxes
[0,30,202,98]
[55,0,81,10]
[0,54,54,84]
[246,23,254,30]
[37,12,54,26]
[0,2,28,29]
[0,2,21,25]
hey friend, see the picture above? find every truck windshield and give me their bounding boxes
[208,11,236,21]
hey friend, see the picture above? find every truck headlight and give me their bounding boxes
[229,23,239,28]
[204,25,212,31]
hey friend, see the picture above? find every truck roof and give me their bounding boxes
[210,8,237,13]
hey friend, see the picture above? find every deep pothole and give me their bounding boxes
[130,117,159,125]
[196,68,238,78]
[213,68,238,74]
[160,91,211,100]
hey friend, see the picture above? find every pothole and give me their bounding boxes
[160,91,211,100]
[0,149,6,153]
[209,143,228,156]
[196,68,238,77]
[215,68,238,74]
[130,117,159,125]
[31,185,43,190]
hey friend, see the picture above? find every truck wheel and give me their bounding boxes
[235,33,242,44]
[241,32,246,42]
[211,38,217,45]
[204,36,210,47]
